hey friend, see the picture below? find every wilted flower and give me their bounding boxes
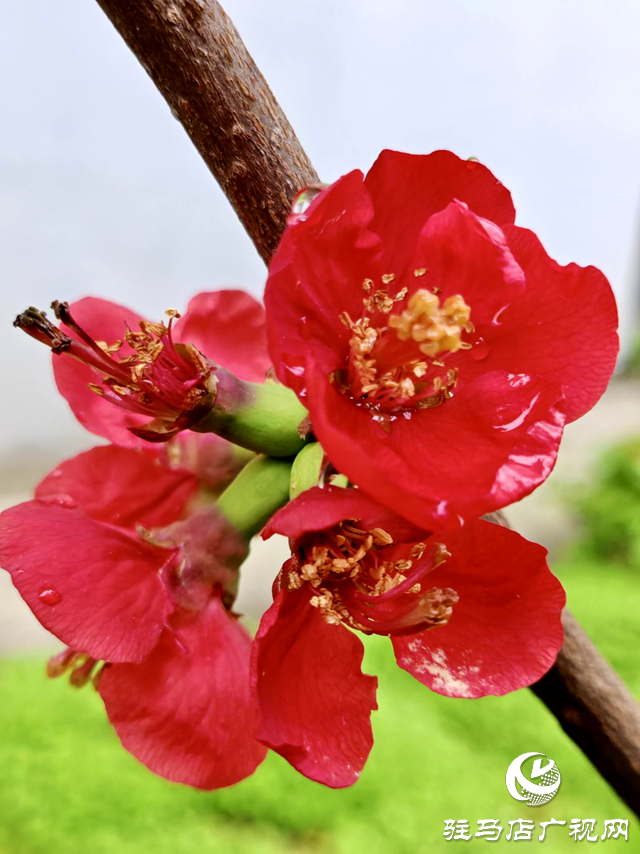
[15,290,272,445]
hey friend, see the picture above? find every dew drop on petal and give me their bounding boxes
[470,337,490,361]
[39,586,63,606]
[287,185,326,225]
[38,494,78,509]
[291,186,323,216]
[371,413,394,434]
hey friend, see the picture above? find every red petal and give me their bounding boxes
[392,520,565,697]
[36,446,198,529]
[0,500,172,662]
[174,291,271,383]
[365,150,516,275]
[252,588,377,787]
[266,171,383,396]
[306,362,565,529]
[411,200,524,327]
[53,296,148,447]
[264,485,425,543]
[492,226,618,422]
[100,600,266,789]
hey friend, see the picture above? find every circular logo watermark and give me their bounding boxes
[505,752,561,807]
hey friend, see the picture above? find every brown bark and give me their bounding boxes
[94,0,640,816]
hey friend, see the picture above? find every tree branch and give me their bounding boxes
[94,0,640,816]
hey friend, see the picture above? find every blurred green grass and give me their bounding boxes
[0,552,638,853]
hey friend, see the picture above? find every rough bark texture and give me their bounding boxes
[95,0,640,816]
[95,0,319,264]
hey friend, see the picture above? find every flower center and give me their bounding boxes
[333,272,473,418]
[15,302,214,438]
[284,521,458,636]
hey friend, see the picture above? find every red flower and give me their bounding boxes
[15,290,271,446]
[0,445,266,789]
[264,150,618,528]
[253,485,565,787]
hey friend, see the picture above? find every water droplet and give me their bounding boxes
[288,185,326,224]
[38,494,78,509]
[470,337,490,361]
[39,586,63,606]
[292,188,318,214]
[371,413,395,434]
[297,316,311,340]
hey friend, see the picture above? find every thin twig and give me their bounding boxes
[95,0,640,816]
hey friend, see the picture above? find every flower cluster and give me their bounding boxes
[1,151,618,789]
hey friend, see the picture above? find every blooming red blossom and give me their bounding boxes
[15,290,271,446]
[264,150,619,528]
[0,444,266,788]
[253,485,565,786]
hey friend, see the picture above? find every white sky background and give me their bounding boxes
[1,0,639,474]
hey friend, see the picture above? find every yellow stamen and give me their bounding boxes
[388,289,471,357]
[414,586,459,627]
[96,339,122,354]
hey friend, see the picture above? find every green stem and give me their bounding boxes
[193,370,310,458]
[216,455,293,539]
